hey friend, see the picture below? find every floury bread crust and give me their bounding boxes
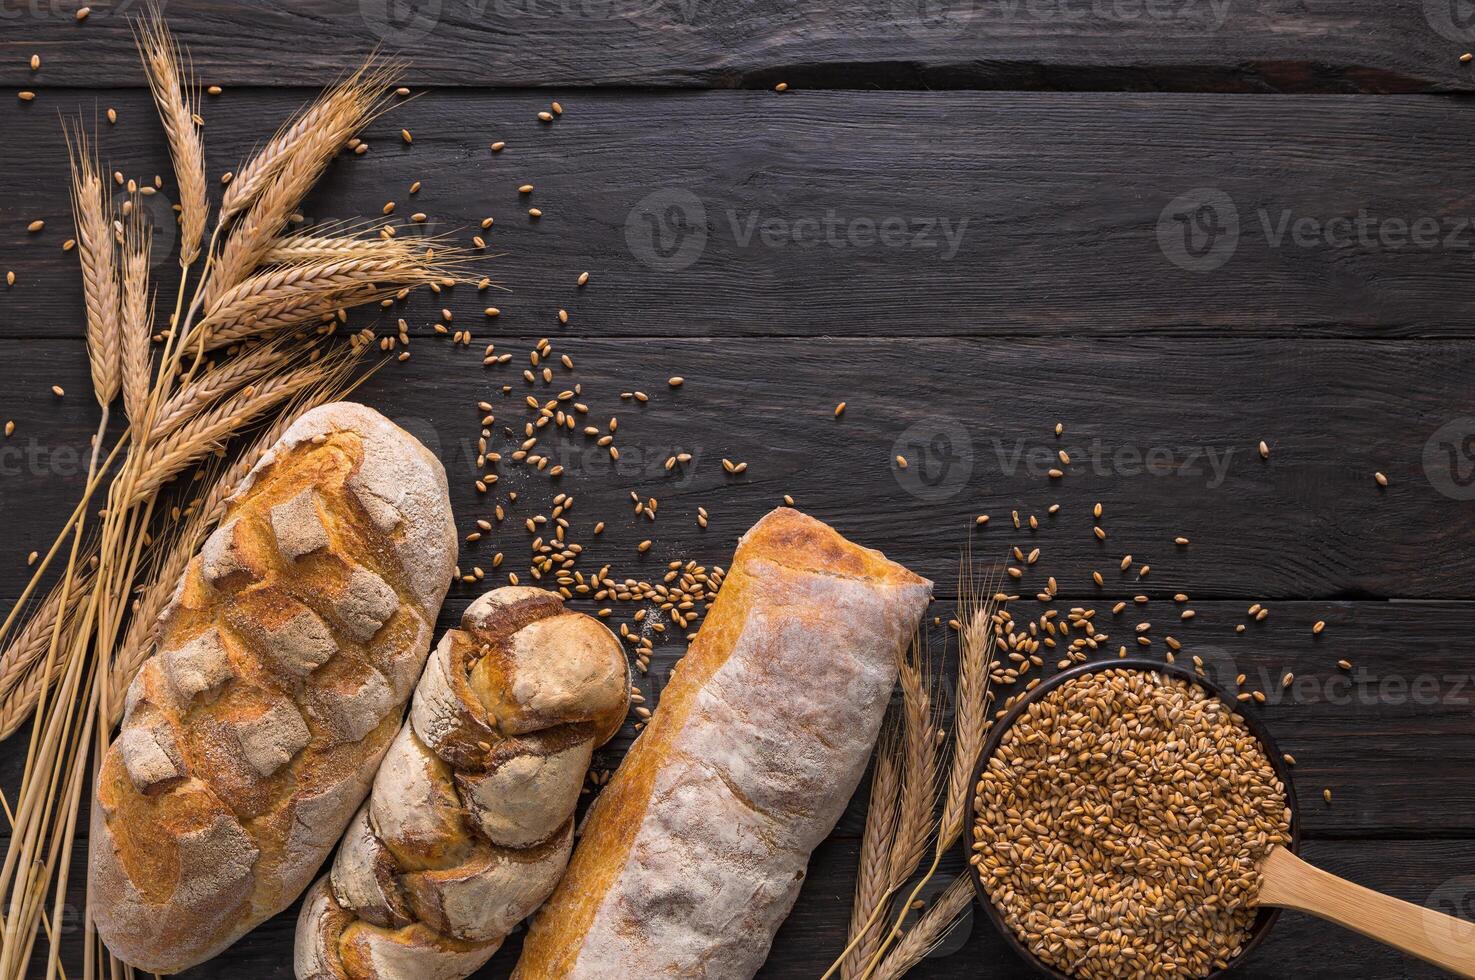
[513,507,932,979]
[88,403,457,974]
[294,587,630,980]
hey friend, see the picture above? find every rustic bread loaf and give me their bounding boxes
[294,586,631,980]
[513,507,932,979]
[88,402,457,974]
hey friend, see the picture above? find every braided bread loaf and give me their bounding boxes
[295,585,630,980]
[89,403,456,974]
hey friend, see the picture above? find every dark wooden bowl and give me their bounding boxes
[961,657,1301,980]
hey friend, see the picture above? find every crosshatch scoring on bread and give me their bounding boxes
[88,403,456,976]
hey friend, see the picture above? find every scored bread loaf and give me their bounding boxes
[295,586,631,980]
[514,507,932,979]
[89,402,457,974]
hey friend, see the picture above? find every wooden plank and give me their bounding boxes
[7,90,1475,339]
[0,0,1471,93]
[1,337,1473,601]
[7,588,1475,837]
[27,836,1475,977]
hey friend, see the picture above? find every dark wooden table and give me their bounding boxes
[5,2,1475,976]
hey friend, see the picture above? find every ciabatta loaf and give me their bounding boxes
[89,402,456,973]
[295,586,630,980]
[513,507,931,979]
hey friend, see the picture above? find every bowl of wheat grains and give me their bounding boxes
[965,658,1299,980]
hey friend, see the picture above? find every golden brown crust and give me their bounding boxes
[513,508,931,979]
[295,586,631,980]
[89,403,456,974]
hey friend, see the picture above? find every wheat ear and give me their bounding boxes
[149,340,294,439]
[937,567,998,852]
[888,642,942,888]
[121,355,339,505]
[0,585,77,709]
[264,232,426,265]
[135,8,207,266]
[869,875,973,980]
[119,201,154,424]
[197,255,449,348]
[843,721,903,980]
[217,61,387,224]
[207,58,402,302]
[832,639,943,980]
[64,122,121,407]
[0,581,87,740]
[847,640,946,980]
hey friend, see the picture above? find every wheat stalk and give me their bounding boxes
[119,204,154,425]
[869,875,973,980]
[134,8,206,266]
[64,123,121,408]
[217,60,392,225]
[198,254,447,347]
[108,384,341,713]
[843,721,903,980]
[122,353,347,505]
[207,59,401,303]
[0,585,81,718]
[0,34,465,977]
[149,340,293,439]
[825,637,944,980]
[888,644,941,889]
[832,558,1002,980]
[264,231,422,265]
[937,565,998,852]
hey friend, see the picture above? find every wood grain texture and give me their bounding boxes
[9,594,1475,839]
[2,338,1473,602]
[1,0,1473,93]
[25,831,1475,977]
[4,11,1475,975]
[1258,847,1475,977]
[7,90,1475,338]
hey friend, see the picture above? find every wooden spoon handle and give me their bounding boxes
[1258,846,1475,978]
